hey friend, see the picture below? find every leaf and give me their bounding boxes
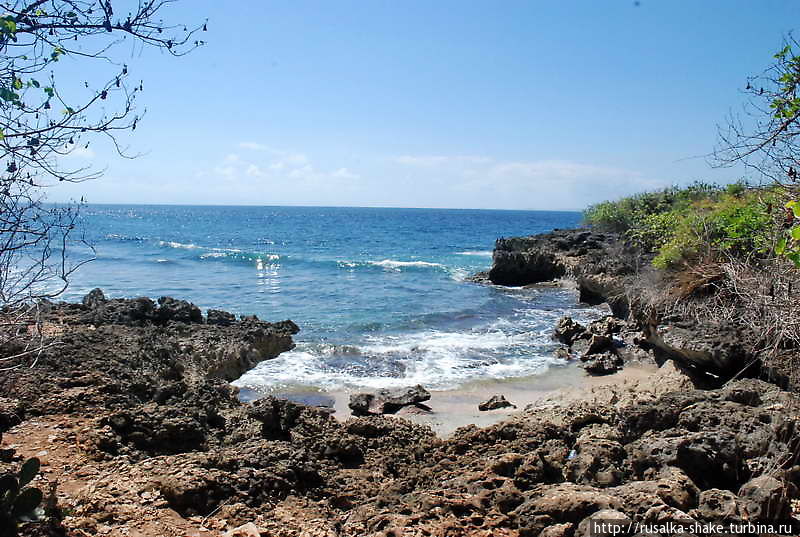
[12,487,42,517]
[18,459,39,488]
[12,78,22,90]
[0,474,19,499]
[791,227,800,241]
[0,88,19,102]
[43,87,54,98]
[776,238,787,255]
[0,128,4,141]
[788,252,800,267]
[30,79,39,88]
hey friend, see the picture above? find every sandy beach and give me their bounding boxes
[268,361,659,436]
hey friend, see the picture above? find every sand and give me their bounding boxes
[262,362,659,437]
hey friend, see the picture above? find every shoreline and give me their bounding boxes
[2,227,800,536]
[261,361,659,437]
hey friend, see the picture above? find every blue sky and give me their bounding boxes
[48,1,800,210]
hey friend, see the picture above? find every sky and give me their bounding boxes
[46,0,800,210]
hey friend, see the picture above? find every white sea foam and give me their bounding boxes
[370,259,445,270]
[455,251,493,257]
[234,326,561,392]
[159,240,199,249]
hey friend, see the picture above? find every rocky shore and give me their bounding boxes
[1,229,799,536]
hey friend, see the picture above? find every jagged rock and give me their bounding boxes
[489,242,566,286]
[478,395,516,411]
[348,385,431,415]
[553,317,586,345]
[584,334,614,356]
[643,321,754,379]
[247,396,304,439]
[690,488,741,521]
[620,390,711,439]
[575,509,630,537]
[738,475,796,520]
[612,467,700,516]
[156,296,203,324]
[581,352,622,375]
[564,427,626,487]
[512,483,622,537]
[207,309,236,326]
[0,396,24,432]
[587,316,625,336]
[539,523,573,537]
[223,523,262,537]
[640,505,697,533]
[555,347,572,360]
[720,378,778,406]
[82,287,107,309]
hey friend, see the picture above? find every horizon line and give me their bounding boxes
[47,200,586,213]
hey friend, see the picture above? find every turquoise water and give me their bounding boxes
[63,205,599,391]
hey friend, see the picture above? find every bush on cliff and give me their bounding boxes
[584,182,777,269]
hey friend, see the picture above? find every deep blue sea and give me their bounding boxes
[61,205,599,392]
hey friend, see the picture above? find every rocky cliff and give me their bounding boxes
[1,289,799,536]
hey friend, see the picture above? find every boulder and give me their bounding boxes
[512,483,622,537]
[575,509,631,537]
[564,430,626,487]
[584,334,614,356]
[691,488,741,521]
[489,239,566,286]
[581,352,622,376]
[738,475,795,520]
[478,395,516,411]
[82,287,107,309]
[157,296,203,324]
[587,316,625,337]
[207,309,236,326]
[642,320,754,380]
[348,385,431,415]
[553,317,586,346]
[612,467,700,516]
[223,523,261,537]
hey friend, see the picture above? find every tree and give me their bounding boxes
[0,1,204,370]
[714,35,800,184]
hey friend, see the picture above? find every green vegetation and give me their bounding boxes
[1,458,43,536]
[584,181,778,269]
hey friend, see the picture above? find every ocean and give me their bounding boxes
[61,205,600,393]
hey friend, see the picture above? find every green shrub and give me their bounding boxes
[0,458,43,536]
[583,181,726,235]
[585,182,777,270]
[652,193,773,269]
[627,210,681,251]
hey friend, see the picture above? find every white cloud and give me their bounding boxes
[207,146,361,188]
[388,153,665,209]
[332,167,359,180]
[245,164,265,177]
[392,155,492,167]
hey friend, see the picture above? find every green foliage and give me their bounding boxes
[0,458,43,535]
[770,44,800,121]
[583,181,727,234]
[652,193,773,269]
[626,211,681,251]
[777,201,800,267]
[585,182,776,270]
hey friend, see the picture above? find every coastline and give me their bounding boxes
[2,228,799,536]
[272,361,659,437]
